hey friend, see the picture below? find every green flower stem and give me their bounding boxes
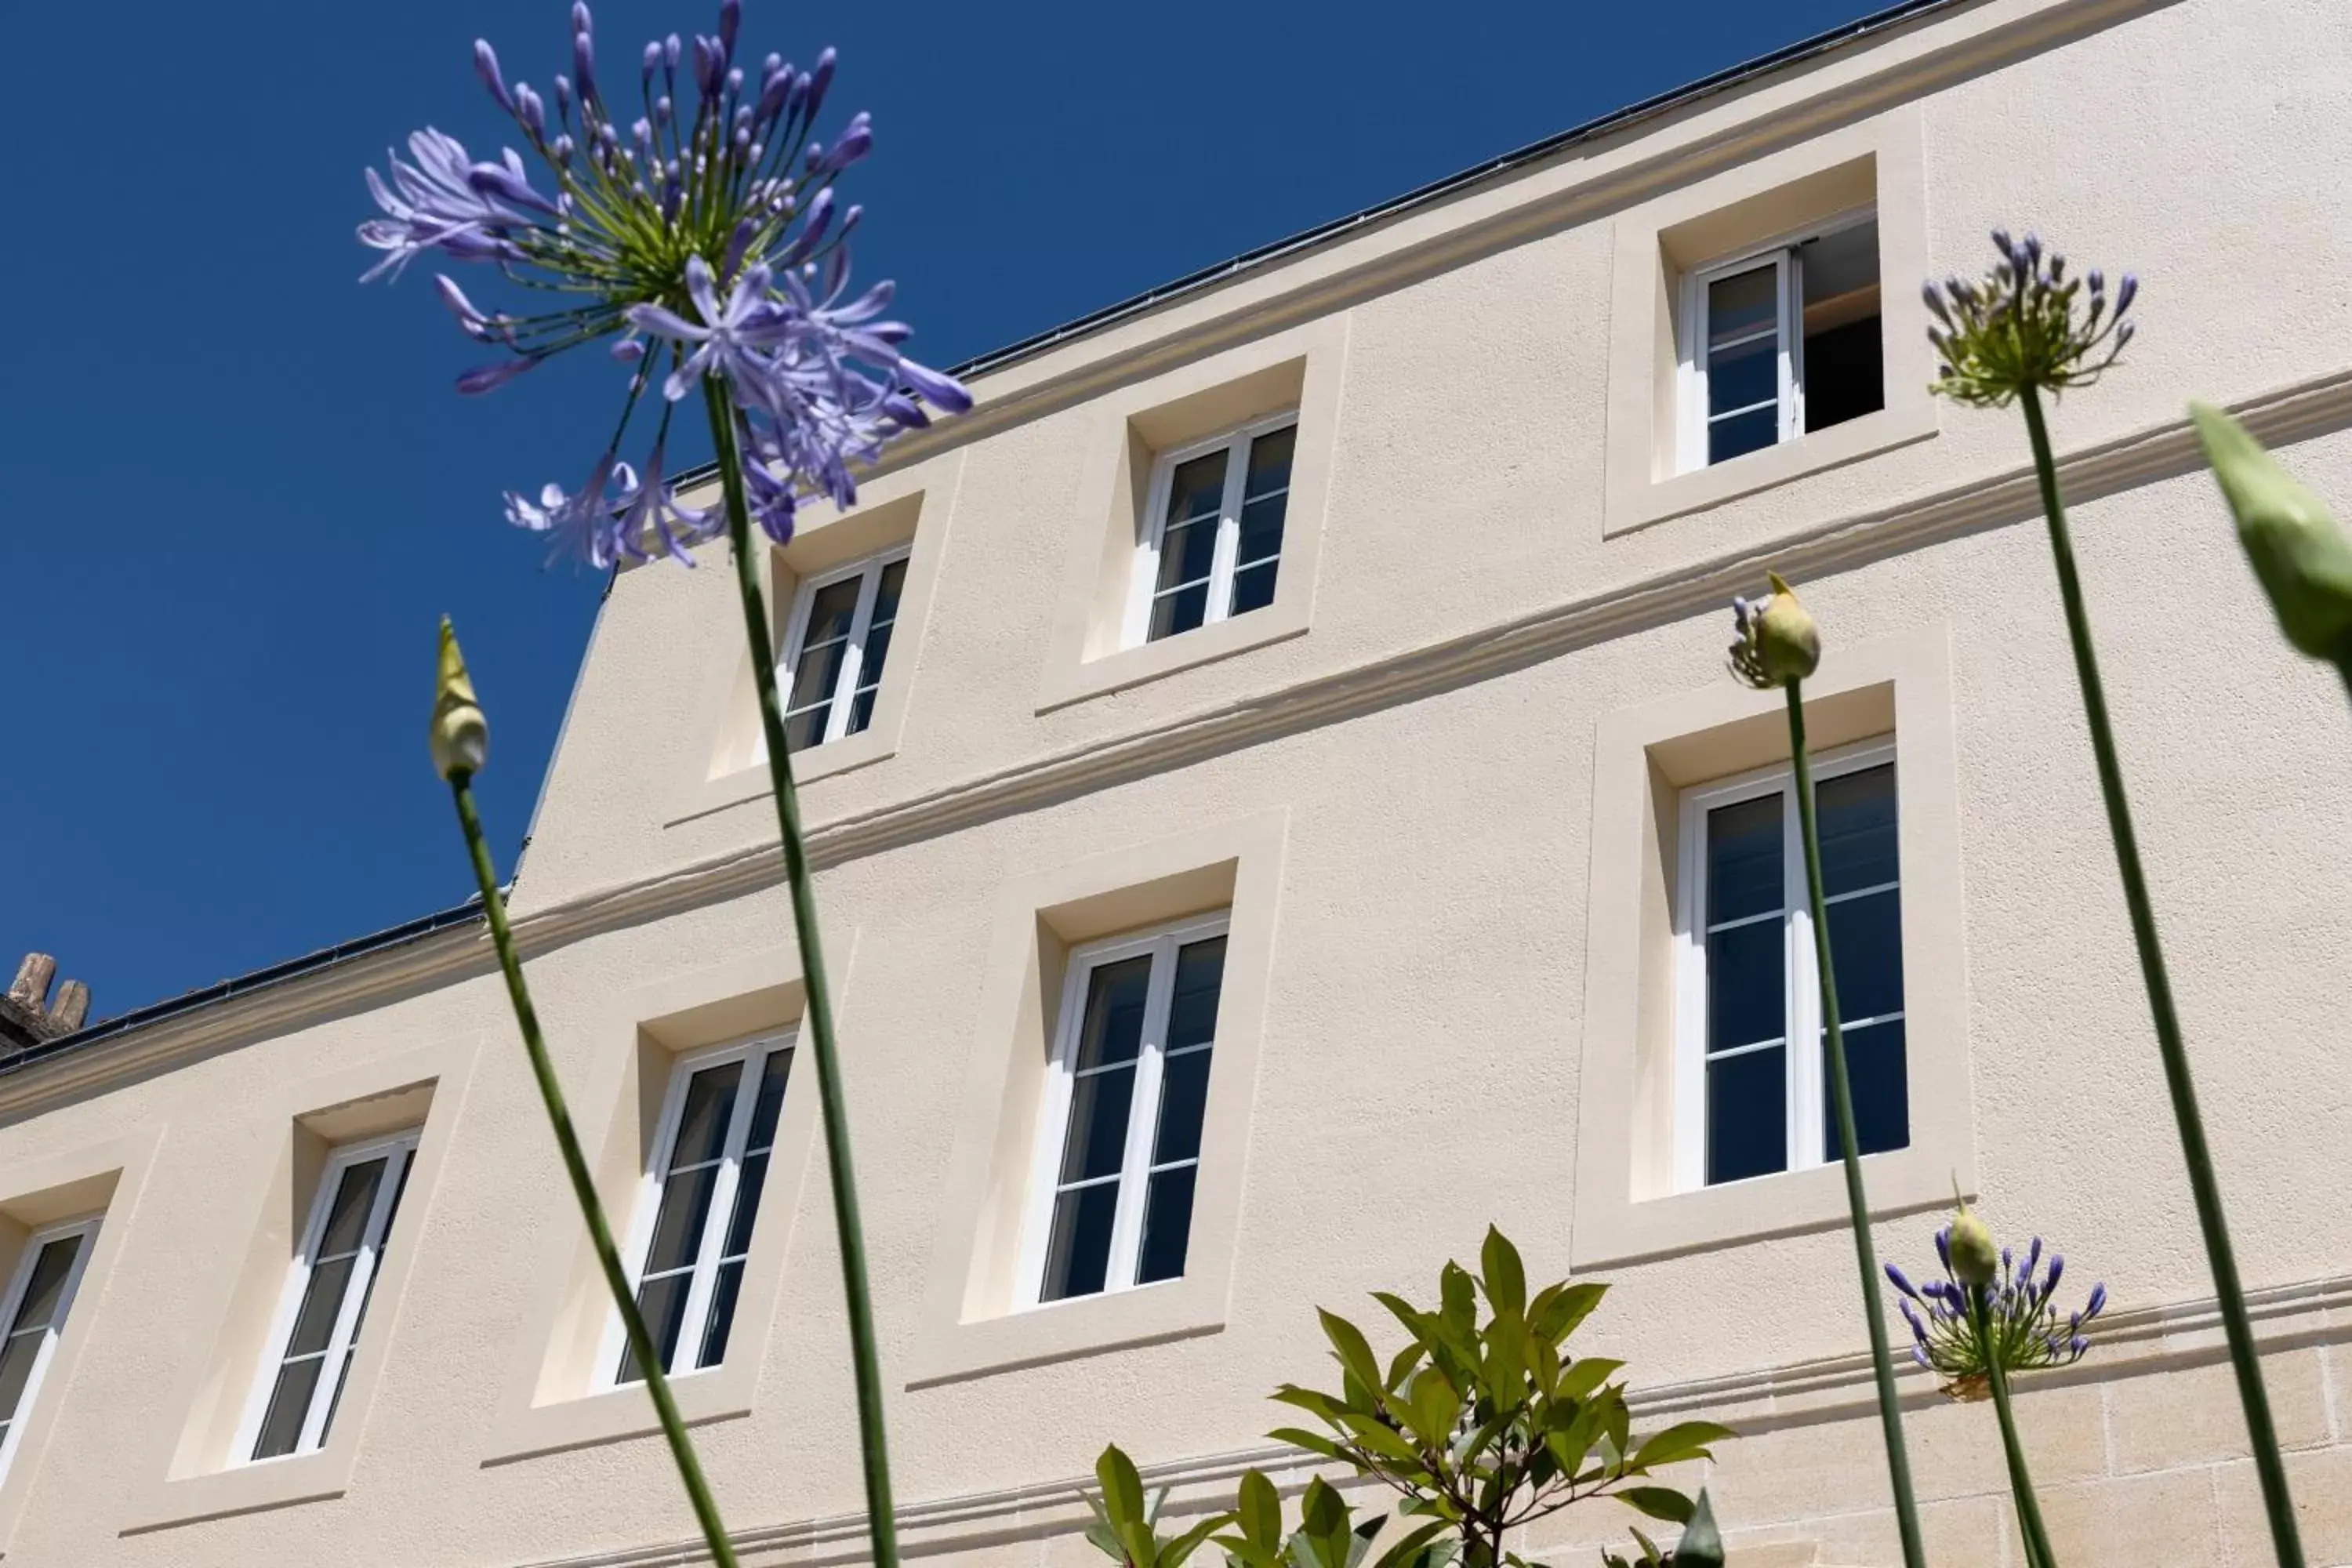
[1785,681,1929,1568]
[1969,1286,2059,1568]
[2017,385,2305,1568]
[702,378,902,1568]
[447,775,740,1568]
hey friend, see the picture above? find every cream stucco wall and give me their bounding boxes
[10,0,2352,1562]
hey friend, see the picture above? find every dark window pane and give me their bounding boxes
[670,1066,742,1171]
[746,1050,793,1152]
[1154,514,1221,595]
[870,559,908,625]
[1707,331,1777,419]
[321,1348,358,1444]
[722,1152,769,1261]
[1709,405,1780,465]
[1706,1046,1787,1185]
[619,1271,693,1383]
[1168,938,1226,1050]
[1074,956,1152,1070]
[1230,559,1279,616]
[1136,1166,1197,1285]
[252,1356,325,1459]
[1817,764,1898,895]
[1149,581,1212,641]
[10,1237,82,1334]
[0,1334,42,1424]
[783,698,832,754]
[1826,890,1904,1022]
[1828,1018,1909,1160]
[848,621,896,722]
[1163,450,1229,526]
[1153,1050,1213,1165]
[641,1164,720,1276]
[1708,264,1777,346]
[1707,920,1784,1053]
[1040,1184,1120,1302]
[1800,221,1884,434]
[286,1256,356,1358]
[1243,426,1295,499]
[1707,795,1783,925]
[699,1260,746,1368]
[847,684,880,736]
[784,636,849,733]
[800,576,862,650]
[1058,1066,1137,1185]
[318,1160,387,1258]
[1236,493,1286,568]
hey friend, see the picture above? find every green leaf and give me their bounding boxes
[1269,1427,1348,1462]
[1271,1385,1349,1425]
[1616,1488,1696,1525]
[1370,1290,1428,1341]
[1236,1470,1282,1552]
[1481,1228,1526,1321]
[1553,1357,1624,1404]
[1345,1515,1382,1568]
[1334,1412,1428,1470]
[1296,1479,1354,1568]
[1630,1421,1736,1472]
[1319,1308,1385,1398]
[1098,1446,1149,1537]
[1480,1316,1527,1399]
[1165,1512,1240,1568]
[1628,1526,1661,1565]
[1439,1262,1476,1337]
[1532,1281,1606,1346]
[1367,1519,1452,1568]
[1674,1487,1725,1568]
[1406,1370,1463,1450]
[1385,1339,1429,1394]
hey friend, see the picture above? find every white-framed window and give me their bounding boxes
[1124,415,1298,648]
[1674,739,1907,1190]
[0,1216,98,1484]
[238,1130,419,1463]
[780,549,910,754]
[1019,913,1230,1305]
[605,1034,796,1385]
[1676,209,1884,472]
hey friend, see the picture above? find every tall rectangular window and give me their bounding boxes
[0,1218,97,1484]
[1024,915,1229,1305]
[240,1131,418,1462]
[609,1036,795,1385]
[1679,213,1884,470]
[780,550,910,753]
[1127,416,1297,647]
[1675,742,1906,1189]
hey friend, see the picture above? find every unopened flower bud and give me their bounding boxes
[1947,1190,1998,1289]
[1674,1489,1724,1568]
[2191,401,2352,666]
[1727,571,1822,689]
[431,616,489,781]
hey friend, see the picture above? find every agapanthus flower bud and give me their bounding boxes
[1726,572,1821,689]
[1947,1196,1998,1288]
[431,617,490,782]
[1675,1490,1724,1568]
[2191,401,2352,667]
[475,40,516,114]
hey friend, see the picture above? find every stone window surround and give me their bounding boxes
[673,453,956,823]
[1570,620,1972,1267]
[481,938,833,1465]
[1035,316,1348,713]
[125,1039,477,1534]
[0,1130,159,1553]
[1602,106,1937,537]
[906,808,1288,1388]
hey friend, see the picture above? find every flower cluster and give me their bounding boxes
[1923,230,2137,408]
[1886,1228,2107,1402]
[1727,572,1821,690]
[361,2,970,568]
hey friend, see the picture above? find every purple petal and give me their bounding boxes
[456,356,539,395]
[1886,1264,1922,1301]
[466,160,561,219]
[2085,1283,2107,1319]
[897,357,971,414]
[474,40,514,114]
[625,301,710,343]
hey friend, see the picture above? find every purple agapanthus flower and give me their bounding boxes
[1924,230,2137,408]
[1886,1223,2107,1401]
[361,1,971,566]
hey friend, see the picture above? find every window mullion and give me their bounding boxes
[1204,437,1247,624]
[296,1145,407,1453]
[1783,787,1824,1171]
[677,1054,760,1370]
[1105,940,1178,1290]
[1019,968,1088,1305]
[825,566,884,745]
[1779,249,1804,443]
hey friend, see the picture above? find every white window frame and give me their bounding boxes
[1122,412,1299,649]
[598,1032,795,1387]
[234,1128,419,1465]
[1016,911,1231,1308]
[779,546,912,751]
[1675,205,1877,474]
[1671,736,1902,1192]
[0,1215,99,1486]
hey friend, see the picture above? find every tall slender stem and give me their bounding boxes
[2018,385,2304,1568]
[1969,1287,2060,1568]
[1785,681,1929,1568]
[448,777,740,1568]
[702,378,902,1568]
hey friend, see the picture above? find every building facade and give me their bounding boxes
[5,0,2352,1561]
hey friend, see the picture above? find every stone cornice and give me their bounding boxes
[9,365,2350,1123]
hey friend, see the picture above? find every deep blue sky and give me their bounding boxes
[3,0,1891,1022]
